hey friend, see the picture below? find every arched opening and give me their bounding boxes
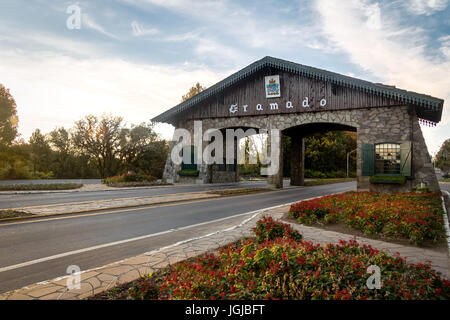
[282,123,357,186]
[206,126,263,183]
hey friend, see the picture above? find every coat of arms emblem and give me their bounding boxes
[265,75,280,98]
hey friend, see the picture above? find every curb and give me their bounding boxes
[0,201,297,300]
[441,191,450,268]
[0,181,267,195]
[2,188,448,300]
[0,188,279,224]
[0,183,179,195]
[0,194,221,223]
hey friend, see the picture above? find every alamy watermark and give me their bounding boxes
[66,4,82,30]
[66,265,81,290]
[366,265,381,289]
[170,121,280,175]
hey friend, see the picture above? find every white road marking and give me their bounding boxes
[0,209,270,273]
[0,186,354,274]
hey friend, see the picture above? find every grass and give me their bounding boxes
[439,178,450,183]
[0,210,33,219]
[106,181,171,188]
[208,187,272,196]
[0,183,83,191]
[303,178,356,186]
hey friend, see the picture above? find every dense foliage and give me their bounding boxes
[0,183,82,191]
[126,218,450,300]
[289,191,445,245]
[369,175,406,184]
[102,172,157,185]
[0,84,19,147]
[434,138,450,172]
[304,131,356,177]
[0,116,168,180]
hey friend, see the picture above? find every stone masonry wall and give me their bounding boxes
[162,106,440,193]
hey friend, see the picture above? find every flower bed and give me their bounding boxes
[97,218,450,300]
[289,191,445,245]
[102,172,157,185]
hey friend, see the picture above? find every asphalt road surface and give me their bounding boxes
[0,180,275,209]
[439,182,450,194]
[0,181,355,294]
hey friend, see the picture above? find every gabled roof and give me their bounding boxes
[152,56,444,123]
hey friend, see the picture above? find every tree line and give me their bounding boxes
[0,84,169,180]
[4,80,444,181]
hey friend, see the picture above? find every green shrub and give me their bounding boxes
[0,162,32,179]
[102,172,157,185]
[412,186,433,193]
[177,169,199,177]
[125,226,450,300]
[253,216,302,243]
[369,175,406,185]
[304,170,348,179]
[289,191,445,245]
[0,183,82,191]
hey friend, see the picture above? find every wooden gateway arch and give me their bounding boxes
[153,56,444,193]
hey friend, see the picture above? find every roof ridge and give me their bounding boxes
[153,56,444,123]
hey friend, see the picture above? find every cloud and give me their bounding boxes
[0,26,104,58]
[439,35,450,58]
[314,0,450,154]
[131,21,159,37]
[81,13,119,39]
[0,50,225,141]
[406,0,448,15]
[365,2,382,30]
[119,0,323,66]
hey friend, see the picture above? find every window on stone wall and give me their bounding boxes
[375,143,401,175]
[362,141,411,177]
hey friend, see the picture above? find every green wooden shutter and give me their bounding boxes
[361,143,375,176]
[400,141,412,177]
[181,146,198,170]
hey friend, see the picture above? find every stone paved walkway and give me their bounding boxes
[1,202,448,300]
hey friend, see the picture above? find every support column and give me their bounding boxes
[267,130,284,189]
[290,136,304,186]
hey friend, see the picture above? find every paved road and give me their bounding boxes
[0,181,355,294]
[439,182,450,193]
[0,181,279,209]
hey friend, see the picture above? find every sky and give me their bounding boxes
[0,0,449,155]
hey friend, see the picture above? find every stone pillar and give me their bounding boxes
[290,136,304,186]
[267,130,284,189]
[411,114,441,193]
[234,136,239,182]
[162,138,179,184]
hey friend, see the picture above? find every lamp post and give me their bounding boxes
[347,149,357,178]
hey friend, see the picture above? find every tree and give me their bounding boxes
[304,131,356,176]
[49,127,73,178]
[0,84,19,146]
[181,83,206,102]
[139,139,169,178]
[72,114,125,178]
[435,139,450,172]
[120,122,160,172]
[29,129,53,176]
